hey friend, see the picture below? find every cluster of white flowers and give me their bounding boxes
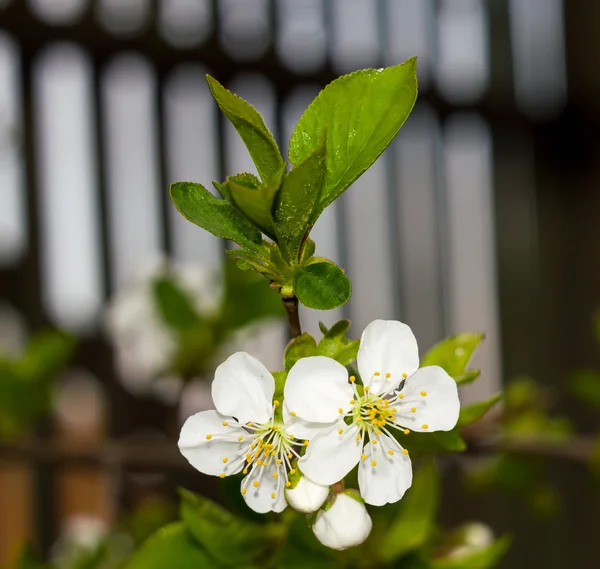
[179,319,460,550]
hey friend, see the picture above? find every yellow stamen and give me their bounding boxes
[241,488,247,495]
[274,400,280,406]
[411,407,416,413]
[338,429,343,435]
[304,440,309,446]
[361,453,367,460]
[399,393,405,399]
[288,453,293,459]
[402,373,408,379]
[276,459,281,465]
[205,434,212,440]
[271,492,276,499]
[222,421,229,427]
[285,481,291,488]
[404,429,410,435]
[220,473,225,478]
[243,468,248,475]
[388,450,394,455]
[420,391,427,397]
[290,411,297,417]
[238,436,243,441]
[403,449,409,455]
[374,371,381,376]
[338,408,344,414]
[422,424,428,429]
[253,481,259,488]
[222,457,228,463]
[257,460,262,466]
[350,399,355,404]
[372,460,377,466]
[355,435,360,441]
[290,469,296,475]
[273,472,278,479]
[385,372,391,378]
[349,375,356,383]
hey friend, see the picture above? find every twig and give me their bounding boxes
[282,296,302,338]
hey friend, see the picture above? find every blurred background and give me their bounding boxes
[0,0,599,567]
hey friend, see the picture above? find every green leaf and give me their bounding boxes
[457,393,502,428]
[400,429,466,455]
[220,257,285,331]
[274,133,327,262]
[207,75,285,183]
[225,169,284,239]
[569,369,600,410]
[316,319,360,366]
[124,523,213,569]
[300,238,316,264]
[421,333,484,383]
[152,276,200,331]
[376,460,439,562]
[284,333,318,371]
[170,182,264,253]
[431,536,511,569]
[179,489,284,567]
[294,260,351,310]
[289,58,417,222]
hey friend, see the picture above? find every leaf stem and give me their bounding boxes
[282,296,302,338]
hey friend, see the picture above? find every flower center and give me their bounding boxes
[215,402,304,498]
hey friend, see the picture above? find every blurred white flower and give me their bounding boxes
[104,259,220,398]
[312,491,372,550]
[51,514,108,568]
[447,522,495,559]
[285,474,329,513]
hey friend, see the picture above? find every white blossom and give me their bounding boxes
[179,352,322,514]
[312,492,372,550]
[284,319,460,506]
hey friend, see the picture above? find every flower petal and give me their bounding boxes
[241,462,287,514]
[358,434,412,506]
[178,410,246,477]
[284,356,353,423]
[283,404,333,441]
[212,352,274,425]
[285,475,329,513]
[395,366,460,432]
[299,421,362,485]
[357,320,419,394]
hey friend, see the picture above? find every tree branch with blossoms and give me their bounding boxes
[118,57,517,569]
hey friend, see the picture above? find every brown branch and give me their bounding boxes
[282,296,302,338]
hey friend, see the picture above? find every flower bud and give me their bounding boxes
[312,491,372,550]
[285,475,329,513]
[447,522,495,559]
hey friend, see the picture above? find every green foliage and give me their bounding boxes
[283,320,359,370]
[170,182,265,253]
[153,276,200,330]
[0,330,74,441]
[206,76,285,184]
[457,394,502,429]
[273,134,327,263]
[421,333,484,385]
[15,544,48,569]
[288,59,418,223]
[124,523,214,569]
[569,369,600,410]
[375,460,439,563]
[294,261,351,310]
[171,62,418,310]
[179,490,284,567]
